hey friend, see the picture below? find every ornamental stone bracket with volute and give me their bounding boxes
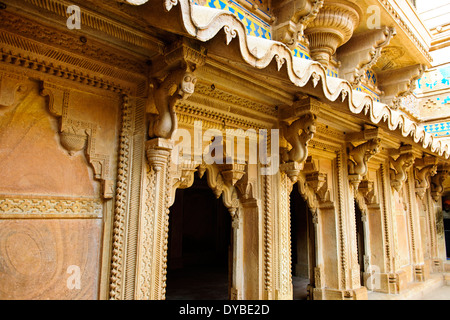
[389,144,415,193]
[346,127,382,191]
[414,156,438,200]
[272,0,324,49]
[148,39,206,140]
[377,64,425,110]
[430,164,450,202]
[337,26,396,87]
[304,0,361,68]
[279,96,320,183]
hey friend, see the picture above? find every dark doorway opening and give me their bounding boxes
[166,174,232,300]
[444,219,450,259]
[290,188,316,300]
[355,200,366,285]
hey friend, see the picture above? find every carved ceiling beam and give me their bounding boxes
[377,64,425,110]
[304,1,360,68]
[337,26,396,87]
[272,0,324,49]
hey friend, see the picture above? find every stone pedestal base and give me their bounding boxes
[311,287,368,300]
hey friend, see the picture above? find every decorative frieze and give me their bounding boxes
[0,195,103,218]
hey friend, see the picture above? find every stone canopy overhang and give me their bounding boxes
[125,1,449,159]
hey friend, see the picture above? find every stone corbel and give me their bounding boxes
[280,96,320,165]
[346,128,381,191]
[358,178,377,205]
[148,39,206,140]
[377,64,425,109]
[337,27,396,87]
[431,165,450,202]
[304,1,360,67]
[272,0,324,49]
[389,145,415,192]
[303,156,329,202]
[414,156,438,200]
[40,82,114,199]
[235,171,256,202]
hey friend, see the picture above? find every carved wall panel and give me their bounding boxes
[0,218,102,299]
[0,78,99,197]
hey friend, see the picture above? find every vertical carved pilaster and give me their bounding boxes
[335,150,347,290]
[136,138,174,300]
[109,95,133,300]
[263,172,274,299]
[379,163,392,273]
[276,171,294,299]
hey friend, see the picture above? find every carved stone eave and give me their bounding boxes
[377,64,425,109]
[144,0,449,159]
[337,27,396,87]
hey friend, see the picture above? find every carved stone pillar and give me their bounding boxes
[304,1,360,67]
[133,138,174,300]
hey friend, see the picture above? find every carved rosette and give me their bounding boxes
[304,2,360,67]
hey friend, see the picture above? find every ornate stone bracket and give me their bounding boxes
[280,96,320,165]
[346,128,381,191]
[358,178,377,205]
[303,156,330,202]
[389,145,415,193]
[431,165,450,202]
[414,156,438,200]
[377,64,425,109]
[272,0,324,49]
[40,81,114,199]
[304,1,360,67]
[337,26,396,87]
[148,39,206,139]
